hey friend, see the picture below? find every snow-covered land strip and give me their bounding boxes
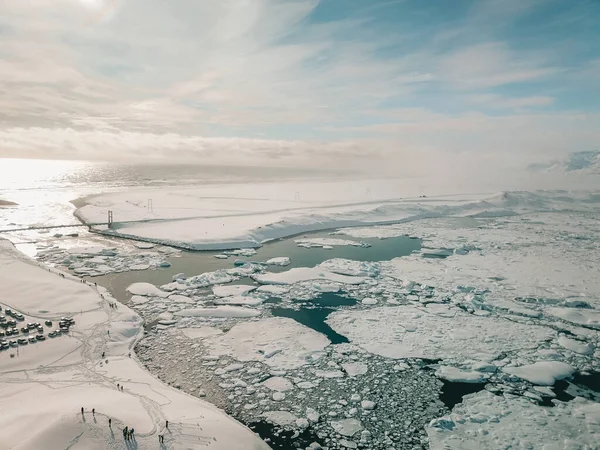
[76,180,600,250]
[0,240,268,450]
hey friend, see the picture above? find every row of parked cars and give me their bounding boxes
[0,306,75,351]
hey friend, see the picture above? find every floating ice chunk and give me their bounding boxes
[223,363,244,373]
[504,361,575,385]
[168,294,194,304]
[214,254,228,259]
[266,257,291,266]
[256,285,290,295]
[342,363,368,377]
[227,248,257,257]
[360,400,376,410]
[339,439,357,449]
[184,270,235,288]
[436,366,487,383]
[263,377,294,392]
[172,272,186,281]
[297,381,315,389]
[295,238,366,248]
[306,407,320,423]
[315,370,344,378]
[421,248,453,258]
[548,307,600,328]
[181,327,224,339]
[472,362,497,373]
[361,298,377,306]
[427,391,600,449]
[331,418,363,437]
[295,418,309,429]
[262,411,298,427]
[129,295,149,305]
[255,267,365,285]
[327,306,553,362]
[318,259,380,277]
[133,242,155,249]
[213,285,257,297]
[126,282,169,297]
[215,295,264,306]
[557,336,593,355]
[312,283,340,293]
[203,317,329,369]
[175,306,260,318]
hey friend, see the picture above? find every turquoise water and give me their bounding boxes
[270,293,358,344]
[94,233,421,302]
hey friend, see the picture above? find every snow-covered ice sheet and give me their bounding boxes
[254,267,366,285]
[503,361,575,385]
[77,182,600,250]
[0,240,268,450]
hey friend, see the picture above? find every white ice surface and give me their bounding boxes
[175,306,261,318]
[428,391,600,449]
[203,317,330,370]
[327,305,554,362]
[76,184,600,250]
[126,282,169,297]
[212,284,257,297]
[436,366,487,383]
[503,361,575,385]
[254,267,366,285]
[0,240,268,450]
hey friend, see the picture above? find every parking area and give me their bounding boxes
[0,305,75,352]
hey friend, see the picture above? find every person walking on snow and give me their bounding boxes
[92,408,95,416]
[81,407,84,415]
[108,418,112,427]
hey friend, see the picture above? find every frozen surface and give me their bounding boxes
[503,361,575,385]
[175,306,261,318]
[327,305,553,362]
[254,267,366,285]
[203,317,330,370]
[77,184,600,250]
[0,240,268,450]
[435,366,487,383]
[213,284,257,297]
[428,391,600,449]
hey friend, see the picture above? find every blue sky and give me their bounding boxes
[0,0,598,173]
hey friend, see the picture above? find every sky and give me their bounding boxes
[0,0,599,174]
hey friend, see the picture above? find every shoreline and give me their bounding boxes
[0,238,270,450]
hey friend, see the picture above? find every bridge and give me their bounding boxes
[0,223,107,233]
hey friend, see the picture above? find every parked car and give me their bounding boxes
[36,335,46,341]
[45,320,53,327]
[5,309,12,316]
[17,338,28,345]
[48,331,57,338]
[36,326,43,333]
[28,337,37,344]
[15,313,24,321]
[9,340,18,347]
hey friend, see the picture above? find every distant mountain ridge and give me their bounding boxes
[528,151,600,174]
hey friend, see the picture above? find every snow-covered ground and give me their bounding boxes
[77,185,600,250]
[0,240,268,450]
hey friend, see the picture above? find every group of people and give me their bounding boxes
[108,302,118,309]
[123,426,135,440]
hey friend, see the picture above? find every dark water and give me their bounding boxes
[539,371,600,407]
[272,307,349,344]
[93,233,420,302]
[271,293,357,344]
[248,421,319,450]
[439,380,487,409]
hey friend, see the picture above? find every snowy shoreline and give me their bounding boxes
[74,181,600,251]
[0,239,269,450]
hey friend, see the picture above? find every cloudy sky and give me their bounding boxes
[0,0,598,171]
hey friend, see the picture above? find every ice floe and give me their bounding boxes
[428,391,600,449]
[254,267,366,285]
[503,361,575,385]
[175,306,261,318]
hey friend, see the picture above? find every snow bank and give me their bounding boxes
[126,282,169,297]
[0,240,268,450]
[503,361,575,385]
[203,317,330,369]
